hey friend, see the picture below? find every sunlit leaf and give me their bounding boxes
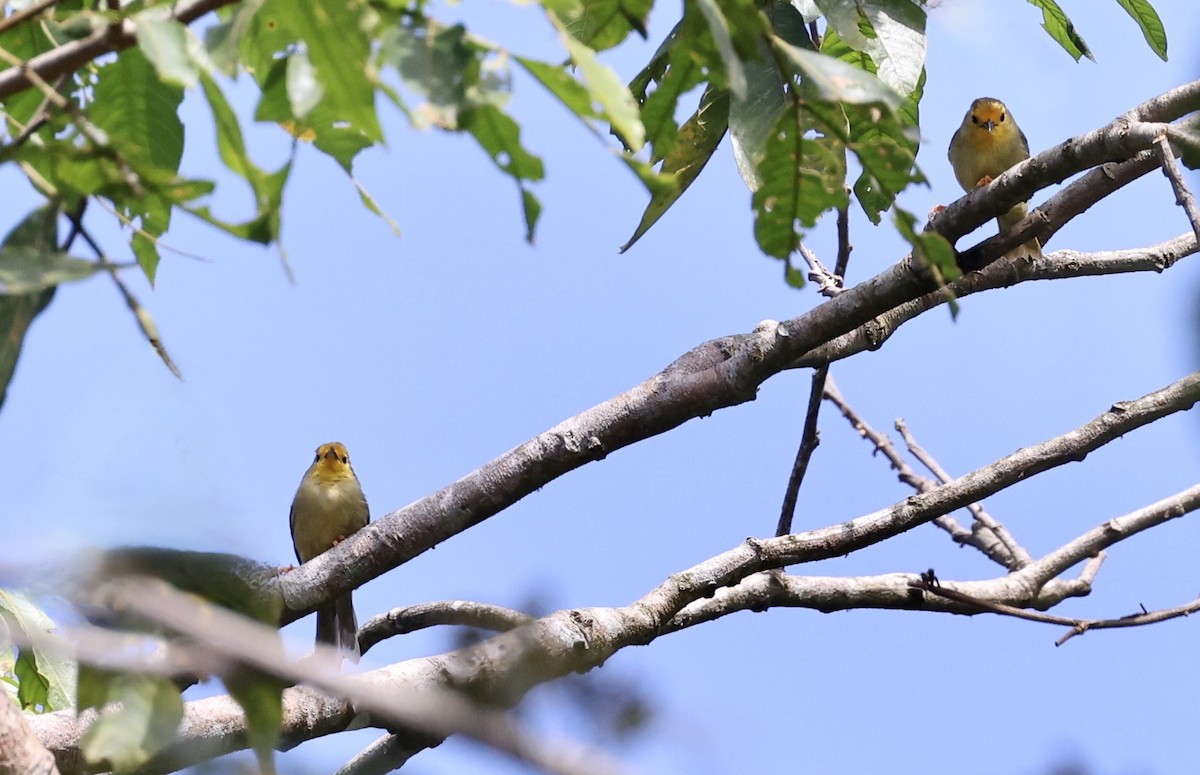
[1114,0,1167,60]
[621,86,727,252]
[1024,0,1094,61]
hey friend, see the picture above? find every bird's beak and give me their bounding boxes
[982,120,997,131]
[323,448,339,461]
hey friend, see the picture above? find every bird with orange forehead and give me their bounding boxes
[289,441,370,660]
[948,97,1043,260]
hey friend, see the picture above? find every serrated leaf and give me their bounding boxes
[1114,0,1167,61]
[90,47,185,172]
[134,8,198,88]
[621,86,727,252]
[751,105,848,260]
[1025,0,1094,62]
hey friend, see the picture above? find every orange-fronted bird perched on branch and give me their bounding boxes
[289,441,370,660]
[948,97,1043,259]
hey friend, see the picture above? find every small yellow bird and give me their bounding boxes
[289,442,370,660]
[948,97,1042,259]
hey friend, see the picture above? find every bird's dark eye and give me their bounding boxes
[1000,112,1006,122]
[971,115,979,124]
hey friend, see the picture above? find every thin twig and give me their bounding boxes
[1154,132,1200,246]
[833,202,852,280]
[909,578,1200,647]
[776,364,830,536]
[894,419,1032,568]
[821,376,1019,568]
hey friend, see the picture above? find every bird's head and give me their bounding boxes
[965,97,1011,134]
[311,441,354,482]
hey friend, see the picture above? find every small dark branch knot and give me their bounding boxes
[1110,401,1132,414]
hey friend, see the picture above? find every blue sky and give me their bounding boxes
[3,1,1200,773]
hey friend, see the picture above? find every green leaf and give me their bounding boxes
[1114,0,1167,60]
[0,208,58,414]
[549,17,645,152]
[543,0,653,51]
[621,86,727,253]
[80,673,184,772]
[751,103,848,261]
[460,104,545,242]
[134,7,198,88]
[90,47,185,172]
[86,46,187,282]
[1024,0,1094,62]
